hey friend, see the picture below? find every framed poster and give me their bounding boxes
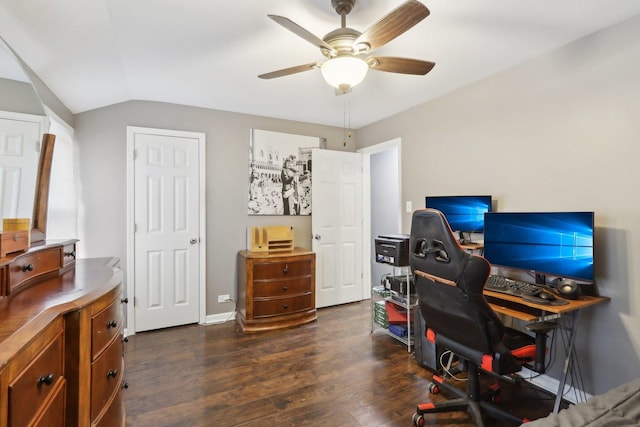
[248,129,322,215]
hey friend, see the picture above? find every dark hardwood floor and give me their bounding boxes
[124,301,559,426]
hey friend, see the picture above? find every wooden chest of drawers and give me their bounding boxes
[237,248,316,333]
[0,243,125,427]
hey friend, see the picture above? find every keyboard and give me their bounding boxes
[485,275,543,297]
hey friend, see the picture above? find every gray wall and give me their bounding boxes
[74,101,354,316]
[0,78,45,115]
[357,15,640,395]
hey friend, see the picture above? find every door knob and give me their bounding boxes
[190,238,198,244]
[314,234,321,240]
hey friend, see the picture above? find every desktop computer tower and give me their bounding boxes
[413,306,442,373]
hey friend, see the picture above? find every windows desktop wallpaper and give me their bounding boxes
[483,212,594,281]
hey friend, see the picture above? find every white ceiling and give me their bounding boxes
[1,0,639,129]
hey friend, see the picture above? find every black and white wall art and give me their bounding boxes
[248,129,322,215]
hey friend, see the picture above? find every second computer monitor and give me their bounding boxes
[425,195,492,233]
[483,211,595,283]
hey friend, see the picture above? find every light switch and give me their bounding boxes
[406,201,413,213]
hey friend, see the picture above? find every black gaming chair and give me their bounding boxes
[409,209,539,426]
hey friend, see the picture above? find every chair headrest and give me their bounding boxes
[409,209,471,283]
[412,238,451,263]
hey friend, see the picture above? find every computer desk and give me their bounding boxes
[483,290,610,413]
[459,242,484,254]
[459,242,484,251]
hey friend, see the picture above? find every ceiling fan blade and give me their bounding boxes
[258,62,320,79]
[353,1,430,53]
[367,57,435,75]
[268,15,337,56]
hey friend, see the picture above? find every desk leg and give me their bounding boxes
[553,310,581,413]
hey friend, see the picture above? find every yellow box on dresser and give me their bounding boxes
[3,217,30,231]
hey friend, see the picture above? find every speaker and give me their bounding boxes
[556,279,581,300]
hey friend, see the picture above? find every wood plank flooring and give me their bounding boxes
[124,301,560,426]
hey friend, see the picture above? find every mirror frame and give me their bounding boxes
[30,133,55,245]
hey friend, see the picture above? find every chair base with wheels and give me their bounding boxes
[412,362,531,427]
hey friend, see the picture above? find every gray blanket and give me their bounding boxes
[524,377,640,426]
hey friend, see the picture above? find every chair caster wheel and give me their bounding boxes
[412,412,425,427]
[428,382,440,394]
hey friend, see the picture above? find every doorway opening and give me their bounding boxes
[359,138,402,299]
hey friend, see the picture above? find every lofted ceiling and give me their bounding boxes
[1,0,640,129]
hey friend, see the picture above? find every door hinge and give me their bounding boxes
[133,223,137,233]
[133,297,137,307]
[133,149,137,160]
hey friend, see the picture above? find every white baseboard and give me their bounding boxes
[124,313,236,337]
[203,311,236,325]
[519,367,591,404]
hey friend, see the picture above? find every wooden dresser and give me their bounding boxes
[0,241,126,426]
[237,248,316,333]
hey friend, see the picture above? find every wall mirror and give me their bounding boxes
[0,37,53,245]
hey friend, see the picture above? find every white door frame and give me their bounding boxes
[125,126,207,336]
[358,138,403,299]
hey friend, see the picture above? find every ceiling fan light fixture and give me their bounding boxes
[321,56,368,91]
[260,1,433,88]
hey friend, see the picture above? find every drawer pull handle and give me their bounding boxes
[123,382,129,389]
[283,304,289,310]
[107,320,118,329]
[121,297,129,304]
[64,250,76,258]
[123,336,129,343]
[107,369,118,378]
[22,264,34,272]
[282,286,288,291]
[283,264,288,274]
[38,373,55,387]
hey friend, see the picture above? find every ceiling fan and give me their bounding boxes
[258,0,435,93]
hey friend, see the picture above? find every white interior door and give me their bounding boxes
[129,127,205,332]
[0,112,47,220]
[312,149,364,308]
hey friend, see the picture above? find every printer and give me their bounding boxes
[374,234,410,266]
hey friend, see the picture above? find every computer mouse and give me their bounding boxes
[538,291,557,301]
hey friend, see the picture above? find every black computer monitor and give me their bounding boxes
[425,195,492,233]
[483,211,594,283]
